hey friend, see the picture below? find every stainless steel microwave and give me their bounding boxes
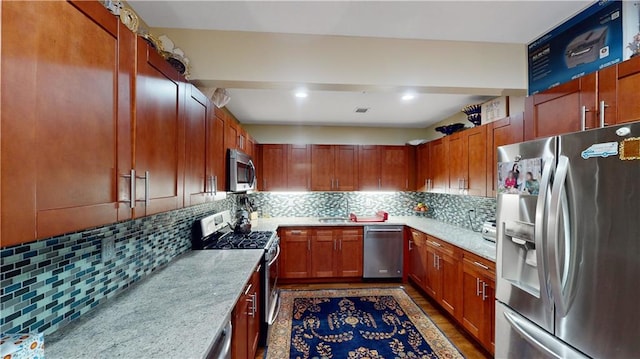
[228,149,256,192]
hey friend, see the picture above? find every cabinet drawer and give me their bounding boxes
[463,251,496,277]
[282,228,310,238]
[426,235,455,255]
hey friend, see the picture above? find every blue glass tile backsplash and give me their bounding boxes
[0,197,236,335]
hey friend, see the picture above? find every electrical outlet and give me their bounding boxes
[101,238,116,262]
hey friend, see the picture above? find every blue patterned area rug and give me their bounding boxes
[266,287,464,359]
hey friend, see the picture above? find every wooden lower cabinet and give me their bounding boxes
[407,229,495,354]
[461,253,495,354]
[232,264,261,359]
[280,227,363,280]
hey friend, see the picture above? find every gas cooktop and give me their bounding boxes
[204,231,275,250]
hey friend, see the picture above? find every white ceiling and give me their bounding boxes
[129,0,592,128]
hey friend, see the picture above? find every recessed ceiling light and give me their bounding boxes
[295,91,308,98]
[402,94,415,101]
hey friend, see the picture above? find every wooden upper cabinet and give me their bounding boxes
[380,146,409,190]
[184,85,210,206]
[287,145,311,190]
[465,126,488,197]
[210,109,226,192]
[261,145,287,191]
[448,132,466,194]
[428,138,449,193]
[224,114,240,151]
[134,37,185,217]
[415,144,431,192]
[486,114,524,197]
[358,145,381,190]
[311,145,357,191]
[1,1,131,245]
[597,58,640,126]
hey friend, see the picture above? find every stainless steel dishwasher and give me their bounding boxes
[363,225,404,278]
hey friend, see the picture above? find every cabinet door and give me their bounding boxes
[184,85,209,206]
[465,126,487,197]
[429,138,449,193]
[598,64,618,127]
[416,144,431,191]
[247,269,261,359]
[335,145,358,191]
[424,248,440,299]
[337,228,363,277]
[1,1,131,244]
[280,229,311,279]
[486,115,524,197]
[358,145,381,190]
[287,145,311,190]
[408,230,427,288]
[461,265,484,340]
[439,250,461,318]
[311,229,338,277]
[380,146,408,190]
[448,133,465,194]
[461,254,496,353]
[225,116,239,151]
[616,56,640,124]
[524,75,596,140]
[231,291,249,359]
[311,145,335,191]
[261,145,287,191]
[135,38,185,217]
[210,111,226,192]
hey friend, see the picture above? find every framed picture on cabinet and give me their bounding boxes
[481,96,509,124]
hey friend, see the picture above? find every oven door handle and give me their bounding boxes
[268,244,281,266]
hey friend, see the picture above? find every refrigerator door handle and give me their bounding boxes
[547,155,577,318]
[534,157,554,309]
[503,308,588,359]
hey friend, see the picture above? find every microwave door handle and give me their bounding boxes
[247,160,256,188]
[534,157,554,310]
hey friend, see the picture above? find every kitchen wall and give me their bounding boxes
[249,191,496,231]
[0,197,237,335]
[244,124,432,145]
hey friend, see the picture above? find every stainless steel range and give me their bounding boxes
[192,210,281,340]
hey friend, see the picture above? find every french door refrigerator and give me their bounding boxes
[495,122,640,358]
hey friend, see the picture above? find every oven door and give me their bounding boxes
[265,242,281,325]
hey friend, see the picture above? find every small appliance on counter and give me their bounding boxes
[481,219,496,242]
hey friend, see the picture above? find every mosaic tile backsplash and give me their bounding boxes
[249,191,496,231]
[0,196,237,336]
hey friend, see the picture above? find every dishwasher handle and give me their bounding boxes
[366,228,403,233]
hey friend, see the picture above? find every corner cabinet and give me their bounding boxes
[1,1,132,245]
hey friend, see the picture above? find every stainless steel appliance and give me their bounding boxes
[363,225,404,278]
[481,219,497,242]
[495,122,640,358]
[228,149,256,192]
[192,210,281,344]
[206,319,232,359]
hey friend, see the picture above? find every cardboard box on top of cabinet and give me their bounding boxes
[528,0,640,95]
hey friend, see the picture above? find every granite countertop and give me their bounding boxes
[252,216,496,261]
[46,250,264,359]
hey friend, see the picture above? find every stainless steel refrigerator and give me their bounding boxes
[495,122,640,358]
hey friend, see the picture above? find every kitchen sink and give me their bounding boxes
[318,217,351,224]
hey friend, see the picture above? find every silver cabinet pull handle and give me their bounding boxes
[307,238,311,251]
[428,179,432,191]
[333,239,337,251]
[330,178,334,190]
[336,179,339,188]
[599,100,609,127]
[213,175,218,196]
[378,178,381,189]
[473,261,490,270]
[135,171,150,206]
[482,281,488,301]
[121,169,136,209]
[476,277,482,296]
[243,283,252,296]
[290,230,302,235]
[580,105,590,131]
[339,239,342,251]
[428,240,442,247]
[408,240,413,251]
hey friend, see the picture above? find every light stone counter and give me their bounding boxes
[46,250,264,359]
[252,216,496,261]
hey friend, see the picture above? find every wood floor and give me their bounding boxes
[256,281,492,359]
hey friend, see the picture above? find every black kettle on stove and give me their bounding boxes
[234,209,252,234]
